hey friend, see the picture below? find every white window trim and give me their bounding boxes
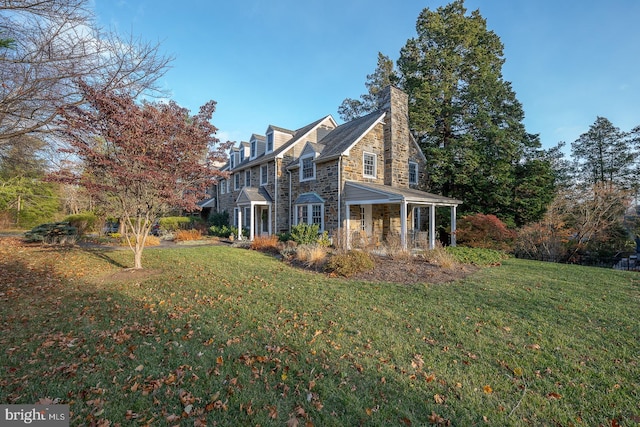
[229,153,235,169]
[363,152,377,178]
[409,161,418,185]
[260,164,268,186]
[294,202,324,232]
[220,179,226,194]
[234,173,240,191]
[250,140,257,160]
[300,154,316,182]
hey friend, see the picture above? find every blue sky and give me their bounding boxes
[93,0,640,151]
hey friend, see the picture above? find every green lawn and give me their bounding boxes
[1,240,639,426]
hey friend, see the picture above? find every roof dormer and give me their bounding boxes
[266,125,294,153]
[249,134,266,160]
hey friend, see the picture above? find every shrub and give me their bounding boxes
[251,235,280,253]
[456,213,516,251]
[24,222,78,245]
[208,211,229,227]
[64,212,97,236]
[174,229,202,242]
[325,250,375,277]
[290,223,320,245]
[445,246,509,266]
[158,216,191,232]
[422,243,458,269]
[295,244,328,267]
[277,232,292,242]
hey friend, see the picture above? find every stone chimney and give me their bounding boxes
[380,86,410,187]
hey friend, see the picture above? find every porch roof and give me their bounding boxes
[236,186,273,205]
[198,197,216,208]
[344,181,462,206]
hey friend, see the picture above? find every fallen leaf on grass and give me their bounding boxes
[547,392,562,400]
[483,385,493,394]
[434,394,445,404]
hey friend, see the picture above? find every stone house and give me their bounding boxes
[209,86,461,249]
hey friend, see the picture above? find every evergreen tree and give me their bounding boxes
[337,52,399,122]
[571,117,633,189]
[395,0,549,225]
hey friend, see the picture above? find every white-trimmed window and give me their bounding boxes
[243,207,251,229]
[245,170,251,187]
[300,155,315,181]
[363,152,377,178]
[360,206,366,231]
[260,164,268,186]
[220,179,226,194]
[295,203,324,231]
[240,149,245,162]
[234,173,240,190]
[229,153,235,169]
[233,207,239,227]
[409,161,418,185]
[266,132,274,152]
[250,140,257,159]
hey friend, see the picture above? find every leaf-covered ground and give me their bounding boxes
[1,237,639,426]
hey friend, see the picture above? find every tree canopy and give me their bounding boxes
[339,0,555,226]
[52,83,229,269]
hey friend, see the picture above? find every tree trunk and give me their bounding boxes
[133,244,144,269]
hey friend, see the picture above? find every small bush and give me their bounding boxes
[209,225,233,238]
[208,211,229,227]
[290,223,320,245]
[295,244,328,267]
[158,216,191,232]
[456,213,516,251]
[251,235,280,253]
[175,229,202,242]
[277,232,292,242]
[24,222,78,245]
[64,212,97,235]
[423,244,458,269]
[325,250,375,278]
[445,246,508,266]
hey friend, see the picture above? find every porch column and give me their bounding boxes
[450,205,457,247]
[237,209,243,240]
[429,204,436,249]
[249,203,255,241]
[400,200,408,250]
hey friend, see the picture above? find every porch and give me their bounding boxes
[343,181,462,250]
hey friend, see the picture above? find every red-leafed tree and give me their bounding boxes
[52,82,229,269]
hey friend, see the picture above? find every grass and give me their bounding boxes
[0,238,639,426]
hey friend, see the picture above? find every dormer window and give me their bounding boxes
[240,149,245,162]
[250,140,257,159]
[300,155,315,181]
[266,132,274,153]
[229,153,235,169]
[409,161,418,185]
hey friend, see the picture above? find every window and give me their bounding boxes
[234,173,240,190]
[245,170,251,187]
[360,206,366,231]
[240,149,245,162]
[363,152,376,178]
[260,164,268,186]
[266,132,274,152]
[298,205,308,224]
[233,207,239,227]
[220,179,226,194]
[243,207,251,229]
[409,161,418,185]
[300,155,315,181]
[312,204,322,226]
[250,140,257,159]
[413,207,421,230]
[229,153,235,169]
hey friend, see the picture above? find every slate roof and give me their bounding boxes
[315,110,386,162]
[293,192,325,205]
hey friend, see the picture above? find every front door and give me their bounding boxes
[259,206,269,235]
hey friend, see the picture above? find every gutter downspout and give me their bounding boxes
[337,155,342,240]
[274,159,278,234]
[287,169,292,232]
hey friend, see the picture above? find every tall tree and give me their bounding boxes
[571,117,633,189]
[337,52,399,122]
[52,83,229,269]
[395,0,547,225]
[0,0,172,143]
